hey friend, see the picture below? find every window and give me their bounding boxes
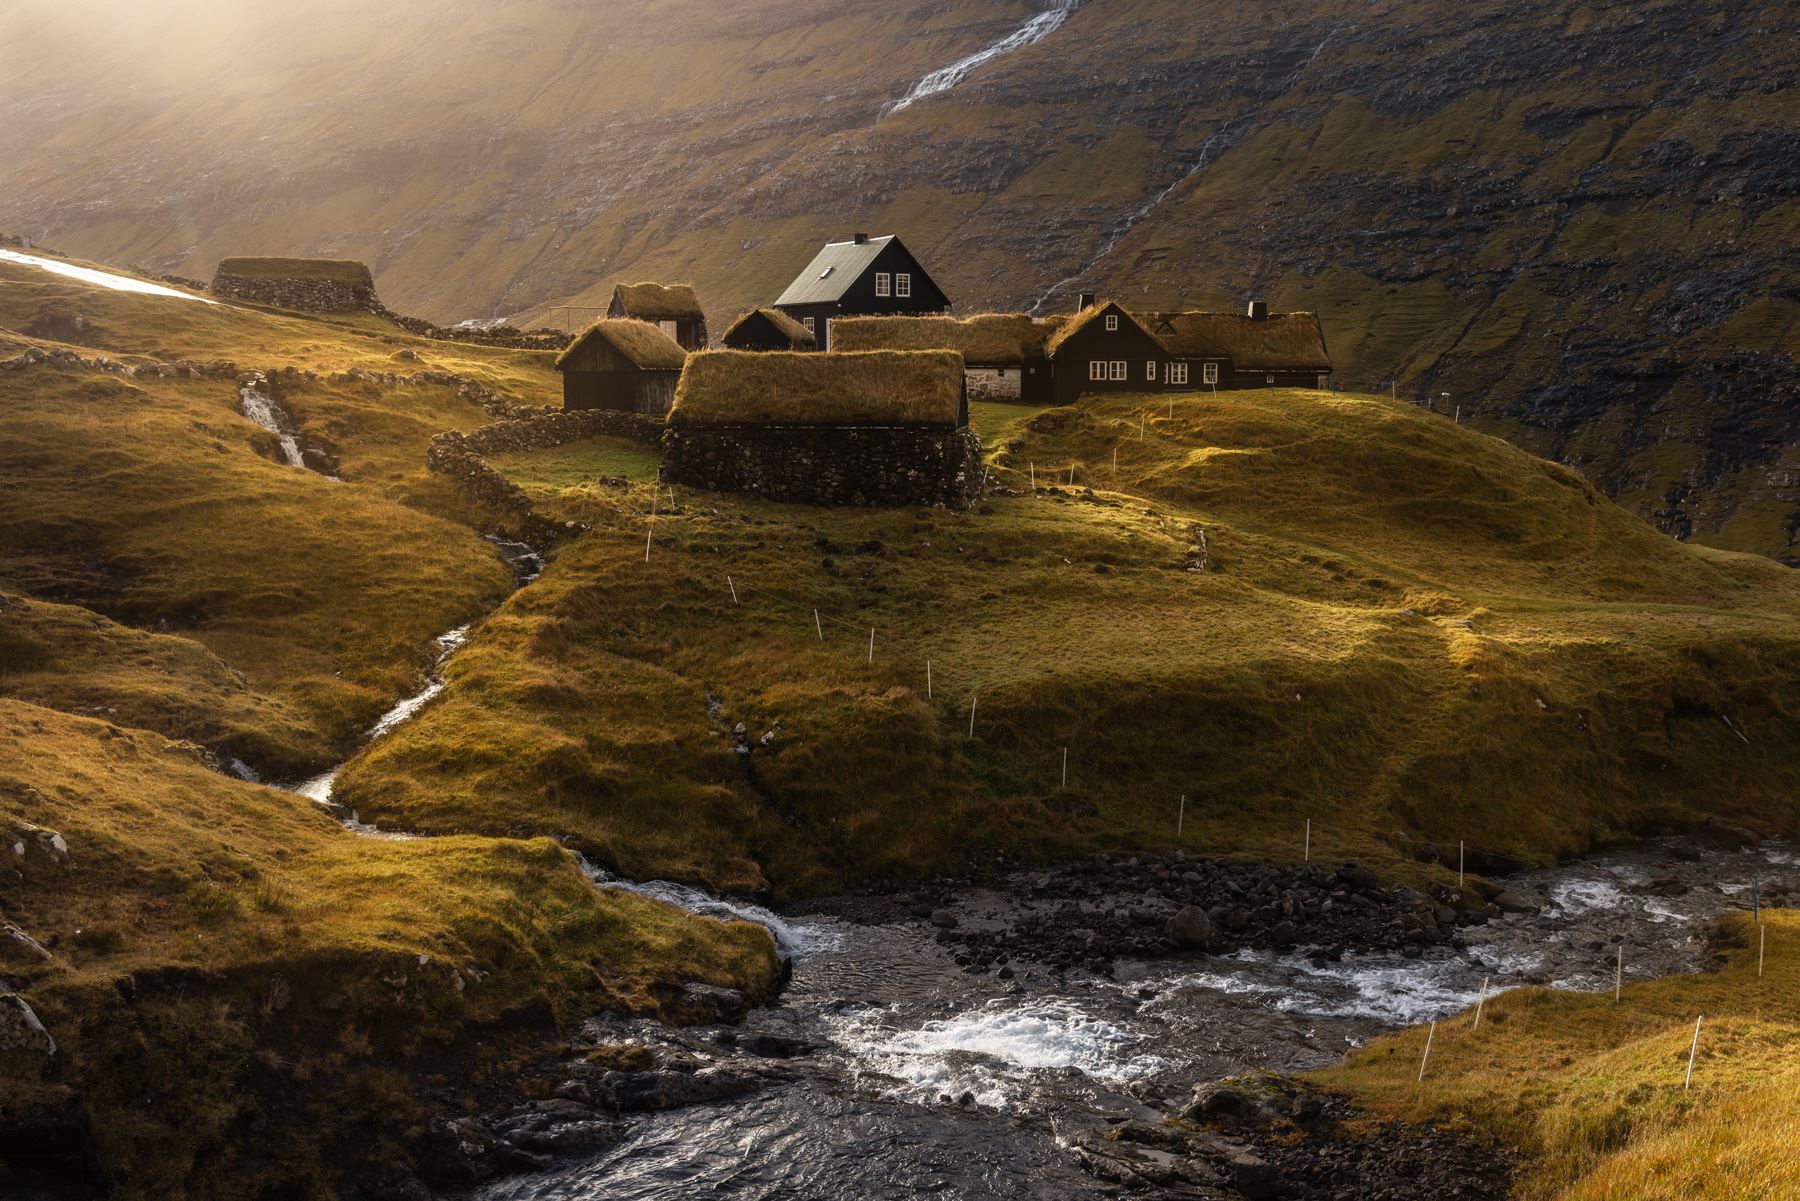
[874,272,891,297]
[1318,374,1331,389]
[1146,360,1157,381]
[1104,314,1119,331]
[1168,362,1189,386]
[1202,362,1218,385]
[895,273,912,298]
[1266,374,1276,385]
[1088,359,1105,381]
[1109,360,1127,381]
[801,317,815,332]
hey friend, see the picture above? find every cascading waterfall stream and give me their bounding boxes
[236,371,305,467]
[884,1,1081,116]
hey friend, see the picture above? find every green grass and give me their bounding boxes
[337,389,1800,898]
[486,435,663,499]
[1315,912,1800,1201]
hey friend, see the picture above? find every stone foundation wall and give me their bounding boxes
[210,273,378,313]
[662,425,983,508]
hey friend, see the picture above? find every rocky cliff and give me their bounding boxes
[0,0,1794,555]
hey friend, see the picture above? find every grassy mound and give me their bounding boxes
[1316,912,1800,1200]
[338,389,1800,897]
[0,700,776,1197]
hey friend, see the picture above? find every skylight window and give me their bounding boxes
[819,266,835,279]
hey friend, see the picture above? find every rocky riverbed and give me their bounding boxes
[446,831,1793,1201]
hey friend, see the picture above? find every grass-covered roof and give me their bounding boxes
[610,281,705,323]
[555,318,689,371]
[722,307,815,349]
[671,350,964,427]
[214,257,374,287]
[831,312,1062,365]
[1149,311,1331,371]
[1044,301,1143,355]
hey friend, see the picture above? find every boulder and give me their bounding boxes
[0,993,56,1061]
[1166,905,1213,950]
[1492,889,1544,914]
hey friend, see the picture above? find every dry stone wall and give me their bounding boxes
[209,272,378,312]
[661,426,983,508]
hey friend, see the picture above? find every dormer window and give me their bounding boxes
[875,272,891,297]
[895,273,911,298]
[1105,314,1119,331]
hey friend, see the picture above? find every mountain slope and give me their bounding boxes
[2,1,1795,558]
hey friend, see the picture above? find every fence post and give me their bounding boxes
[813,609,823,641]
[1685,1015,1703,1089]
[1177,794,1186,838]
[968,695,977,739]
[1304,819,1311,863]
[1615,945,1623,1003]
[1473,976,1489,1031]
[1759,924,1766,979]
[926,659,932,700]
[727,575,738,604]
[1459,840,1465,888]
[1417,1020,1436,1082]
[644,491,656,561]
[1061,746,1068,789]
[867,627,875,664]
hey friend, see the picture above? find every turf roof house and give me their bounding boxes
[831,312,1061,403]
[1046,299,1330,404]
[772,233,950,351]
[721,307,816,352]
[555,319,689,415]
[607,282,709,350]
[209,257,380,312]
[661,350,981,508]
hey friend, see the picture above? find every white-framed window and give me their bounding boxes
[874,272,891,297]
[1266,373,1275,385]
[1104,314,1119,331]
[1169,362,1189,386]
[1202,362,1218,385]
[1109,360,1127,381]
[895,273,912,298]
[801,317,815,332]
[1318,374,1330,389]
[1088,359,1105,381]
[1146,360,1157,381]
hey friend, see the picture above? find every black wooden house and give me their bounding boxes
[721,307,816,352]
[773,233,950,350]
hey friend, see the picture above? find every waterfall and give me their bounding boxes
[885,1,1080,116]
[237,372,304,467]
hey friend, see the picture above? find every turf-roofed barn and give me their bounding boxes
[555,319,689,415]
[661,350,982,507]
[831,312,1061,403]
[607,281,709,350]
[772,233,950,351]
[209,257,380,312]
[721,307,816,352]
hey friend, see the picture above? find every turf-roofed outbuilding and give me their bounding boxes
[831,313,1061,402]
[662,350,981,508]
[555,318,689,416]
[721,307,816,352]
[607,281,709,350]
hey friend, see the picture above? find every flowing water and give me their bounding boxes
[236,373,307,467]
[0,246,219,303]
[475,835,1795,1200]
[885,1,1080,116]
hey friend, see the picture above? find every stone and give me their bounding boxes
[1166,905,1213,950]
[1225,1150,1279,1199]
[929,909,959,929]
[0,993,56,1060]
[1492,889,1544,914]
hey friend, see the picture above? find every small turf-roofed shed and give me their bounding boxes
[555,319,689,415]
[607,282,708,350]
[663,350,979,508]
[721,307,816,352]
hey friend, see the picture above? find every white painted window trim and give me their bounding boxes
[874,272,891,297]
[1109,360,1127,381]
[801,316,815,332]
[1105,314,1119,331]
[895,273,912,298]
[1089,359,1105,381]
[1169,362,1190,385]
[1202,362,1218,384]
[1146,360,1157,381]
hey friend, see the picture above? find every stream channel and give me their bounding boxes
[285,552,1794,1199]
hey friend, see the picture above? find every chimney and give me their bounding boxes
[1246,300,1269,321]
[1077,290,1096,311]
[853,232,869,244]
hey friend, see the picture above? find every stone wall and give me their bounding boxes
[209,272,378,313]
[661,425,983,508]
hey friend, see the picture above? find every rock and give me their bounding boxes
[0,993,56,1061]
[1492,889,1544,914]
[1166,905,1213,950]
[929,908,959,929]
[613,1067,764,1111]
[666,982,748,1025]
[1269,919,1297,947]
[1225,1149,1279,1198]
[1338,862,1382,890]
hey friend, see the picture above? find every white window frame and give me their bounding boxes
[1318,373,1330,389]
[1104,314,1119,331]
[1146,360,1157,381]
[1109,360,1127,382]
[1088,359,1105,381]
[801,316,815,332]
[1169,361,1189,386]
[895,273,912,298]
[1266,373,1276,385]
[874,272,891,297]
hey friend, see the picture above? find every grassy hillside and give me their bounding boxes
[3,1,1793,556]
[0,700,777,1198]
[337,389,1800,898]
[0,255,567,766]
[1317,911,1800,1200]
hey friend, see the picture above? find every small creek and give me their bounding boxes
[474,835,1795,1200]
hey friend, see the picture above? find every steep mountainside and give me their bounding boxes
[1,0,1796,556]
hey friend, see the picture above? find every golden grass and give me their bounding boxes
[1316,912,1800,1201]
[670,348,964,426]
[610,281,704,322]
[830,312,1060,365]
[554,317,689,370]
[213,256,374,287]
[342,388,1800,898]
